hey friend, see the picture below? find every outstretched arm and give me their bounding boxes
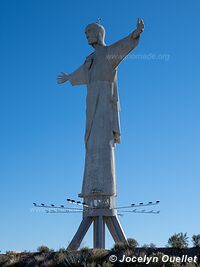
[108,18,145,69]
[57,64,87,86]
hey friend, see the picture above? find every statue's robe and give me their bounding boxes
[68,33,139,197]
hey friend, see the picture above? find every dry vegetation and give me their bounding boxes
[1,234,200,266]
[0,247,200,267]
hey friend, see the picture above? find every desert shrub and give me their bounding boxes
[127,238,139,248]
[192,234,200,248]
[79,246,90,254]
[37,245,53,253]
[167,232,189,249]
[148,252,166,267]
[58,247,67,253]
[64,250,91,266]
[90,249,108,264]
[111,238,138,254]
[112,241,129,252]
[53,251,67,265]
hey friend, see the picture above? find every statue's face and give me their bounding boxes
[85,25,99,45]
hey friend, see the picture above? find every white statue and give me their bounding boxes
[57,19,144,198]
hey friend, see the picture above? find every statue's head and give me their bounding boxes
[85,23,106,46]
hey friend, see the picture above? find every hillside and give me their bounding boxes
[0,247,200,267]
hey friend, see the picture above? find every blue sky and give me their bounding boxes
[0,0,200,252]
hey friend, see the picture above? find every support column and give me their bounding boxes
[105,215,127,243]
[67,217,93,250]
[93,216,105,249]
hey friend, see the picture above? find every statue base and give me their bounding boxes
[67,193,127,250]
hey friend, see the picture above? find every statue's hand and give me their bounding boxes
[132,18,145,39]
[57,72,69,84]
[136,18,145,33]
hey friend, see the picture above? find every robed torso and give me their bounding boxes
[68,33,139,197]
